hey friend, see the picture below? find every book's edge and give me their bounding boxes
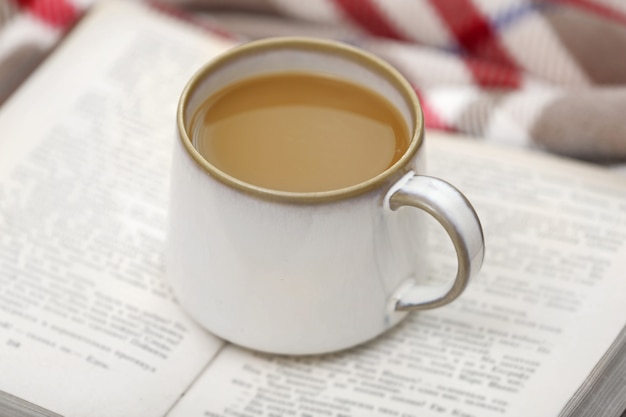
[0,1,230,417]
[0,3,99,417]
[0,391,62,417]
[0,3,88,107]
[559,324,626,417]
[145,0,239,41]
[0,0,236,112]
[428,135,626,417]
[428,133,626,187]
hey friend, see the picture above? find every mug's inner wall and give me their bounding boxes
[178,39,422,201]
[183,45,416,140]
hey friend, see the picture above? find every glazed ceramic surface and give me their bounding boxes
[167,38,485,355]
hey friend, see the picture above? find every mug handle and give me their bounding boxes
[387,173,485,311]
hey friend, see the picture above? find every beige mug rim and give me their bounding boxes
[177,37,424,204]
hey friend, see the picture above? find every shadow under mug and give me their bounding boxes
[167,37,485,355]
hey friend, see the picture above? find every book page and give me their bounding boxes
[0,2,234,417]
[168,134,626,417]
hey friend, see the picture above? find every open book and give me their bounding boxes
[1,1,625,416]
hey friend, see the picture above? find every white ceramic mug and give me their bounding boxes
[167,38,485,355]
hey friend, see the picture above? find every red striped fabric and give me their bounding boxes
[3,0,626,160]
[428,0,522,87]
[16,0,79,28]
[464,56,522,88]
[414,88,452,131]
[332,0,408,41]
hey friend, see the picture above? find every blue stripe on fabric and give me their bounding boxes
[440,1,558,56]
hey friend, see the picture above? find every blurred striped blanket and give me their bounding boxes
[1,0,625,161]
